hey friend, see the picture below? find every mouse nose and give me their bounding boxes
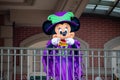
[62,31,67,36]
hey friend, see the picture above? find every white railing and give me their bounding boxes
[0,47,120,80]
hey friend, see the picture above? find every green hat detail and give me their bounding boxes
[42,11,80,35]
[48,12,74,24]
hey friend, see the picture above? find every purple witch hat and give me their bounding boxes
[42,11,80,35]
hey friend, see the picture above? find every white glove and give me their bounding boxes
[51,38,60,45]
[65,38,75,45]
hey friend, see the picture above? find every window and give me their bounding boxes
[84,0,120,17]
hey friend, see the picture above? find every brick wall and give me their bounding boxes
[0,38,4,46]
[13,14,120,48]
[0,15,4,25]
[0,15,4,46]
[76,14,120,48]
[13,27,42,46]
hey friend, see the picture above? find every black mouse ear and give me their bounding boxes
[70,17,80,32]
[42,20,55,35]
[71,17,80,26]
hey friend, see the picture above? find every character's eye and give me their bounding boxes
[58,28,62,34]
[64,28,68,33]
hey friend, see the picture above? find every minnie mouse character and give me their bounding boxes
[42,12,83,80]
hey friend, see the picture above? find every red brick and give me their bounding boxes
[77,14,120,48]
[0,15,4,25]
[0,38,4,46]
[13,26,43,46]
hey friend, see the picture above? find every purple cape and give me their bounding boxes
[42,39,83,80]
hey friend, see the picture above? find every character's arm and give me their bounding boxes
[66,38,80,54]
[71,39,80,48]
[65,38,80,48]
[71,39,80,55]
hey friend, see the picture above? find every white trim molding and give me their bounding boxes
[104,36,120,49]
[104,36,120,69]
[20,33,50,47]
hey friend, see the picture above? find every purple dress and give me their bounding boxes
[42,39,83,80]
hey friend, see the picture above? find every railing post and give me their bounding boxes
[117,50,120,79]
[0,49,3,80]
[20,49,23,80]
[104,51,107,80]
[66,49,68,80]
[85,50,88,80]
[79,50,83,80]
[60,49,62,80]
[53,50,55,80]
[111,51,114,80]
[7,49,10,80]
[14,49,16,80]
[91,50,94,80]
[98,51,101,77]
[33,50,36,80]
[72,50,74,80]
[40,49,43,80]
[27,49,30,80]
[47,49,49,80]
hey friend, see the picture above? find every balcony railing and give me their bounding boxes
[0,47,120,80]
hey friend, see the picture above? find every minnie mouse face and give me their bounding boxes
[53,23,75,39]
